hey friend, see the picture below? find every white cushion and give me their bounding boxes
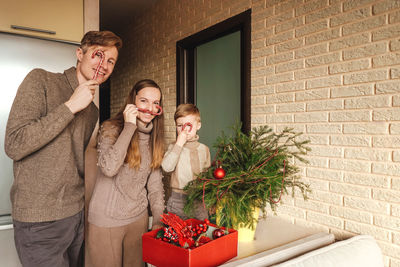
[273,235,384,267]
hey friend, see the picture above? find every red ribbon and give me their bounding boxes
[216,184,233,202]
[269,160,286,204]
[202,181,208,210]
[92,50,104,80]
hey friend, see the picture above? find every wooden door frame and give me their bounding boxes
[176,9,251,133]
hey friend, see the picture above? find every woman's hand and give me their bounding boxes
[123,104,138,125]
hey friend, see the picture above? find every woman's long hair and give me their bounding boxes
[104,79,164,169]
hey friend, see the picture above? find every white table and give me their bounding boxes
[221,216,334,266]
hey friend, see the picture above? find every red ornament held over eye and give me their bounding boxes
[213,167,226,179]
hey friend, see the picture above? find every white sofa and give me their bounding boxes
[208,217,384,267]
[221,217,383,267]
[273,235,384,267]
[222,233,383,267]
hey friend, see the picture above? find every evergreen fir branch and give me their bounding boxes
[184,123,311,229]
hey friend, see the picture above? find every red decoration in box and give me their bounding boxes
[142,217,238,267]
[160,213,196,247]
[196,236,212,246]
[156,213,231,249]
[212,228,225,239]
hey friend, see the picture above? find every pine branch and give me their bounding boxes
[184,123,311,229]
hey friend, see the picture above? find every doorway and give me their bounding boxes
[176,9,251,156]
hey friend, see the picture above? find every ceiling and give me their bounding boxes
[100,0,158,33]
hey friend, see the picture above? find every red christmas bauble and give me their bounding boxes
[213,167,226,179]
[212,228,225,239]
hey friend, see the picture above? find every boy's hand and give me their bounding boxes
[176,128,188,147]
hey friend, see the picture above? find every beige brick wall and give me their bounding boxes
[110,0,400,265]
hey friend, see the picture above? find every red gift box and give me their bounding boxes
[142,219,238,267]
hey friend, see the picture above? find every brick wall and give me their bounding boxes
[110,0,400,265]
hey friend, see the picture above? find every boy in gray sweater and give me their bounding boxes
[161,104,210,220]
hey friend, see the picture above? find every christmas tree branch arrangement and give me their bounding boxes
[184,124,311,230]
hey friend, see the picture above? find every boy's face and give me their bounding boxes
[76,45,118,84]
[176,114,201,141]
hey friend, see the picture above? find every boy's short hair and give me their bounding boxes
[174,104,201,122]
[80,31,123,53]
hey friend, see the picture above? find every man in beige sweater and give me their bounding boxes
[4,31,122,267]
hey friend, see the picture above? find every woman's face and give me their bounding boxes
[135,87,161,124]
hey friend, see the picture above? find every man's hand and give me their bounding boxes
[65,80,98,114]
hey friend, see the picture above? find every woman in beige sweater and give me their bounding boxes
[87,79,165,267]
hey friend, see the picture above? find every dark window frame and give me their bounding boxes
[176,9,251,133]
[99,80,110,123]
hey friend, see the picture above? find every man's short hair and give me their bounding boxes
[174,104,201,122]
[80,31,123,53]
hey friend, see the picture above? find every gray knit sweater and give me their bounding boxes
[4,67,98,222]
[161,136,211,191]
[88,121,164,227]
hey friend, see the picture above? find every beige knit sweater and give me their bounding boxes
[88,121,164,227]
[5,67,98,222]
[161,136,211,191]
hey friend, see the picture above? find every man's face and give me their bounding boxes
[76,45,118,84]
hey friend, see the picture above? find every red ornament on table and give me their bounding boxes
[212,228,225,239]
[213,167,226,179]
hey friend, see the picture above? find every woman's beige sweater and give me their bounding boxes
[88,121,164,227]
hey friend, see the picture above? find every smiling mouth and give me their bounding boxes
[94,69,105,76]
